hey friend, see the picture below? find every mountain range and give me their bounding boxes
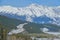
[0,4,60,25]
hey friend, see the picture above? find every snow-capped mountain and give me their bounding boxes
[0,4,60,25]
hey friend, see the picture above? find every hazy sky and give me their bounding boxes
[0,0,60,7]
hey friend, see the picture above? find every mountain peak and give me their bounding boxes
[28,4,43,8]
[29,4,39,6]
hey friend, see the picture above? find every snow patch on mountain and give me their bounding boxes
[8,23,28,35]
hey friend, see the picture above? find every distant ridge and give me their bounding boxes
[0,4,60,25]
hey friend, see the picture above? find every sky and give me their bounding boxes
[0,0,60,7]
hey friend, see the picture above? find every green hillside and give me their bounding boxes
[0,15,60,33]
[0,15,26,31]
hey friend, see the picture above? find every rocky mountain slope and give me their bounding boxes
[0,4,60,25]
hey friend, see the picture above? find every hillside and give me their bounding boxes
[0,15,26,31]
[0,15,60,34]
